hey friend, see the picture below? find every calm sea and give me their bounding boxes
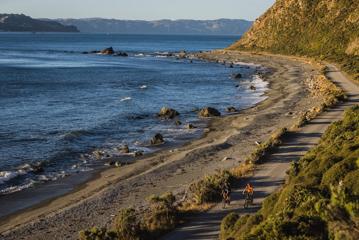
[0,33,267,195]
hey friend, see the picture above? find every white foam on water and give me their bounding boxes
[120,97,132,102]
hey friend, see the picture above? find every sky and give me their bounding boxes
[0,0,275,20]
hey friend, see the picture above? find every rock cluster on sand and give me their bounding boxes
[198,107,221,118]
[158,107,180,119]
[151,133,164,145]
[226,106,238,113]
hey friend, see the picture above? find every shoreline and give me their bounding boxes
[0,51,324,239]
[0,56,268,219]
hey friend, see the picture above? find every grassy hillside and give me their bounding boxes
[228,0,359,80]
[220,106,359,240]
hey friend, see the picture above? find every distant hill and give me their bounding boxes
[55,18,252,35]
[0,14,78,32]
[229,0,359,80]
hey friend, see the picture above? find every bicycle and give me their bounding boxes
[243,192,253,209]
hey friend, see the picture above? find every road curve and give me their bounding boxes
[162,64,359,240]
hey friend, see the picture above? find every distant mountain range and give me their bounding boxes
[55,18,253,35]
[0,14,78,32]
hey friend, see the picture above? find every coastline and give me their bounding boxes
[0,51,324,239]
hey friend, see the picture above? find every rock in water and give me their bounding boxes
[186,123,196,129]
[198,107,221,118]
[118,145,130,153]
[175,120,182,126]
[151,133,164,145]
[232,73,242,79]
[226,107,238,113]
[114,52,128,57]
[100,47,114,55]
[250,85,256,90]
[158,107,180,119]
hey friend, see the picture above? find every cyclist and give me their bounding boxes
[221,181,231,208]
[243,183,254,204]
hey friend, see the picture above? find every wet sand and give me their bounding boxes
[0,51,323,239]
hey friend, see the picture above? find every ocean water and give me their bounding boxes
[0,33,268,195]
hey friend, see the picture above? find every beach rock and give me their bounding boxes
[114,52,128,57]
[226,106,238,113]
[93,150,104,159]
[229,63,234,68]
[158,107,179,119]
[186,123,196,129]
[250,85,256,90]
[198,107,221,118]
[177,51,187,59]
[118,145,130,154]
[175,120,182,126]
[100,47,114,55]
[151,133,164,145]
[232,73,242,79]
[134,151,144,157]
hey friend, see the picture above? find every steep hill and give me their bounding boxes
[0,14,78,32]
[221,106,359,240]
[229,0,359,80]
[56,18,252,35]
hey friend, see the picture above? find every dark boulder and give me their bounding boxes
[226,107,238,113]
[151,133,164,145]
[114,52,128,57]
[186,123,196,129]
[232,73,242,79]
[198,107,221,118]
[250,85,256,90]
[158,107,179,119]
[100,47,114,55]
[175,120,182,126]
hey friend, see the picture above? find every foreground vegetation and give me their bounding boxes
[220,106,359,240]
[229,0,359,81]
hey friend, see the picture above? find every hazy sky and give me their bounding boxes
[1,0,275,20]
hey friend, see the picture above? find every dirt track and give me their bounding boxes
[162,65,359,240]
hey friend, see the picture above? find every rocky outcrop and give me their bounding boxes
[151,133,164,145]
[100,47,115,55]
[198,107,221,118]
[158,107,179,119]
[226,107,238,113]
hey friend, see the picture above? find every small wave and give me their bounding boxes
[139,85,147,89]
[135,53,145,57]
[120,97,132,102]
[61,130,92,141]
[0,171,22,185]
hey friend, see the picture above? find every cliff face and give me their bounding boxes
[229,0,359,79]
[0,14,78,32]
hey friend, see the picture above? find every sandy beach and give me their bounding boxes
[0,51,324,239]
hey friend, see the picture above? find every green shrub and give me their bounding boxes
[189,170,230,204]
[145,192,177,235]
[114,208,142,240]
[79,227,118,240]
